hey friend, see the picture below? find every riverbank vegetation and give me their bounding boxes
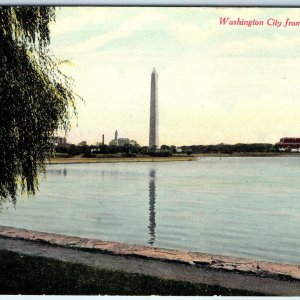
[54,142,282,159]
[55,144,178,158]
[180,143,278,154]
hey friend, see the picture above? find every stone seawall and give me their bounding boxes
[0,225,299,295]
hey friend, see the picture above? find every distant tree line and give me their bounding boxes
[55,143,279,158]
[180,143,278,154]
[55,145,91,157]
[55,144,173,157]
[93,144,148,156]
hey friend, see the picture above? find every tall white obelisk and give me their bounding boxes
[149,68,159,149]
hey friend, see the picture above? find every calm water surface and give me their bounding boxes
[1,157,300,264]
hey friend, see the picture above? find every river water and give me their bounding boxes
[1,157,300,264]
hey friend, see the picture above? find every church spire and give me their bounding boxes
[115,130,118,146]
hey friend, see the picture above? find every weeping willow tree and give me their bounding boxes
[0,7,77,205]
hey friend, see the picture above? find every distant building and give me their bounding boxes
[52,136,73,150]
[276,137,300,152]
[109,130,138,147]
[53,136,67,146]
[78,141,87,146]
[118,138,130,146]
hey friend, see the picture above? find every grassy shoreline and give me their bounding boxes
[0,249,262,295]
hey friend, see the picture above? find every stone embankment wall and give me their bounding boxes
[0,226,299,295]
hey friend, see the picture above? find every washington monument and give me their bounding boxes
[149,68,159,149]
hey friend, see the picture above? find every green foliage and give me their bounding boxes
[170,145,177,153]
[67,145,79,157]
[140,146,150,155]
[92,144,146,155]
[160,145,170,151]
[0,7,77,204]
[149,151,172,157]
[181,143,277,154]
[187,150,193,156]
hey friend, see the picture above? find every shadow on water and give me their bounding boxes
[148,169,156,246]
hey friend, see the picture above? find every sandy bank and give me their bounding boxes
[48,156,196,164]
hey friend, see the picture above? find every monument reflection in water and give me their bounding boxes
[52,166,158,245]
[148,169,156,245]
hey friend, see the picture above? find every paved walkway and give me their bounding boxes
[0,225,299,295]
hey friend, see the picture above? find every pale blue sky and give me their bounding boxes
[50,7,300,146]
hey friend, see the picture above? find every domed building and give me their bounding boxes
[109,130,138,147]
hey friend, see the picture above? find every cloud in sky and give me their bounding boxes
[51,7,120,36]
[54,10,167,57]
[50,7,300,146]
